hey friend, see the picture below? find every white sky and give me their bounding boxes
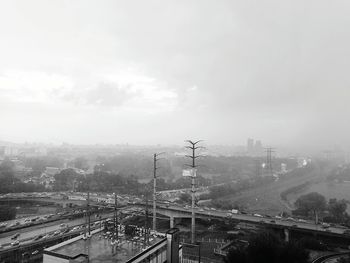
[0,0,349,151]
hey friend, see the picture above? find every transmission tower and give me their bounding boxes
[264,147,275,176]
[185,140,205,244]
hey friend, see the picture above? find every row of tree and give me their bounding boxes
[293,192,348,224]
[0,159,45,193]
[53,166,213,194]
[22,153,301,184]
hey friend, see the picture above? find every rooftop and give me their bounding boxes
[47,228,165,263]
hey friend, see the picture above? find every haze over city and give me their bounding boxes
[3,2,350,263]
[0,0,349,152]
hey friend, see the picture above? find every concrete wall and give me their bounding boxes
[43,254,69,263]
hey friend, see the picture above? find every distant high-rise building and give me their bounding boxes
[247,138,254,155]
[254,140,263,155]
[4,146,19,156]
[247,138,263,156]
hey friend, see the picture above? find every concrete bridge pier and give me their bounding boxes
[284,228,290,242]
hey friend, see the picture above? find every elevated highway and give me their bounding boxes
[134,203,350,243]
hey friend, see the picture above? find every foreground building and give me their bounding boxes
[43,228,182,263]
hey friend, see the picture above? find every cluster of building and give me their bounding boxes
[0,145,48,158]
[246,138,263,156]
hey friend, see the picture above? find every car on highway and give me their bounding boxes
[298,219,307,223]
[322,223,330,228]
[34,235,44,241]
[32,250,39,255]
[11,233,20,240]
[11,240,20,247]
[62,228,70,234]
[253,213,263,217]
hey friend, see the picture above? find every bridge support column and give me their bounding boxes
[284,228,290,242]
[170,216,174,228]
[167,228,180,263]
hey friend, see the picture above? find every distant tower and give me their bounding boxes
[254,140,263,156]
[247,138,254,155]
[264,147,275,176]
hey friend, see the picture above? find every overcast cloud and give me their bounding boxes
[0,0,349,151]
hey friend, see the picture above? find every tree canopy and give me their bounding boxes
[224,231,309,263]
[0,205,16,222]
[328,198,348,222]
[0,158,45,193]
[294,192,326,217]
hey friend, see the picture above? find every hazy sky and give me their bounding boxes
[0,0,349,150]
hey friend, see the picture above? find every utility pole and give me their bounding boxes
[114,192,118,240]
[185,140,204,244]
[86,175,91,237]
[145,197,149,247]
[143,185,152,248]
[264,147,275,177]
[153,152,165,231]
